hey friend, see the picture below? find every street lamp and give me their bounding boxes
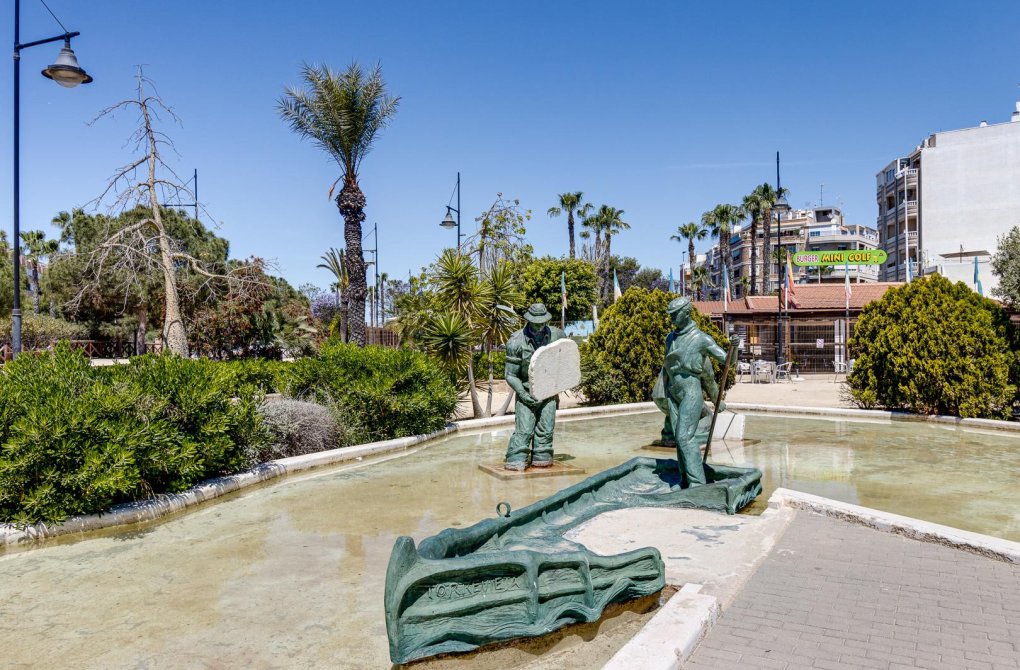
[439,172,463,249]
[10,0,92,357]
[773,152,790,366]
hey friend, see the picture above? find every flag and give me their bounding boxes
[785,250,797,297]
[906,255,913,282]
[668,268,675,294]
[560,270,567,327]
[844,257,852,310]
[974,256,983,296]
[613,269,622,301]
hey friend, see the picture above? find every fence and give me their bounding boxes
[365,327,400,348]
[726,318,856,374]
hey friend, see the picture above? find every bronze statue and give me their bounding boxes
[503,303,566,470]
[652,297,737,487]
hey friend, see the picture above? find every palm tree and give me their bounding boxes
[318,248,349,342]
[547,192,584,259]
[743,183,787,295]
[586,205,629,303]
[703,204,745,299]
[279,63,399,346]
[19,230,58,315]
[690,266,712,301]
[670,222,707,291]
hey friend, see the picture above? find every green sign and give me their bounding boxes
[792,249,888,266]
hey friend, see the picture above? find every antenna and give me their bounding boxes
[819,183,824,207]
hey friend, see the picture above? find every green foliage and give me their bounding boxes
[0,313,87,349]
[0,345,269,526]
[580,288,732,404]
[280,340,458,441]
[848,275,1016,418]
[991,226,1020,308]
[519,256,597,322]
[221,358,287,395]
[473,350,506,380]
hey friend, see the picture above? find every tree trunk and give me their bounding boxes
[485,344,494,417]
[337,180,367,346]
[497,389,514,416]
[749,216,759,296]
[136,304,148,355]
[567,210,576,259]
[340,293,349,343]
[30,264,40,315]
[604,236,613,302]
[48,299,56,318]
[466,357,484,418]
[688,240,695,297]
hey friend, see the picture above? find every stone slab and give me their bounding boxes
[477,460,586,480]
[529,338,581,400]
[567,506,795,608]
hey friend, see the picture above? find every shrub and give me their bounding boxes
[257,398,341,460]
[0,345,269,526]
[580,288,732,404]
[222,358,287,395]
[281,341,458,440]
[848,275,1015,418]
[0,313,87,350]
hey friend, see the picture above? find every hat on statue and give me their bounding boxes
[666,296,692,315]
[523,303,553,324]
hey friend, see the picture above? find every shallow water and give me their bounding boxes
[2,411,1019,669]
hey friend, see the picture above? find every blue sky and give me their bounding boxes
[2,1,1019,291]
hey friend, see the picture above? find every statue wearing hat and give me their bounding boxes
[652,297,738,487]
[503,303,567,471]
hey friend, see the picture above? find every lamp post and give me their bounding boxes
[439,172,463,249]
[774,152,790,366]
[10,0,92,357]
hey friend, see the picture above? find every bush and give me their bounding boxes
[580,288,732,404]
[0,345,269,526]
[0,313,87,350]
[281,340,458,440]
[257,398,341,460]
[222,358,287,395]
[848,275,1015,418]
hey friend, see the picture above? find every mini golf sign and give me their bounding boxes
[792,249,888,266]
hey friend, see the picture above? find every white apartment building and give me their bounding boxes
[876,100,1020,292]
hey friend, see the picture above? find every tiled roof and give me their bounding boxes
[693,282,903,316]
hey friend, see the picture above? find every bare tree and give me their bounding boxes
[74,71,263,356]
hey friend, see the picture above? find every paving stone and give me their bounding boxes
[686,512,1020,670]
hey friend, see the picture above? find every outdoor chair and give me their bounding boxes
[736,361,752,382]
[832,360,848,383]
[774,362,793,383]
[753,360,774,383]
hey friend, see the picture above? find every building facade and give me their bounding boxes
[876,101,1020,292]
[702,206,879,299]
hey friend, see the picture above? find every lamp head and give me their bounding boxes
[42,40,93,88]
[773,194,790,214]
[440,208,457,229]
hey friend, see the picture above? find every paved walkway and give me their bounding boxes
[686,513,1020,670]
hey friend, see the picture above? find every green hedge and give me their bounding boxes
[580,288,732,405]
[280,340,458,442]
[0,313,87,350]
[0,345,268,526]
[848,275,1016,418]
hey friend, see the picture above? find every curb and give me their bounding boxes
[769,487,1020,564]
[602,584,720,670]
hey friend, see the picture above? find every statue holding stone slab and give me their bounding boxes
[652,297,738,488]
[503,303,579,471]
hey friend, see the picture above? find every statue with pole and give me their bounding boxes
[652,297,738,487]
